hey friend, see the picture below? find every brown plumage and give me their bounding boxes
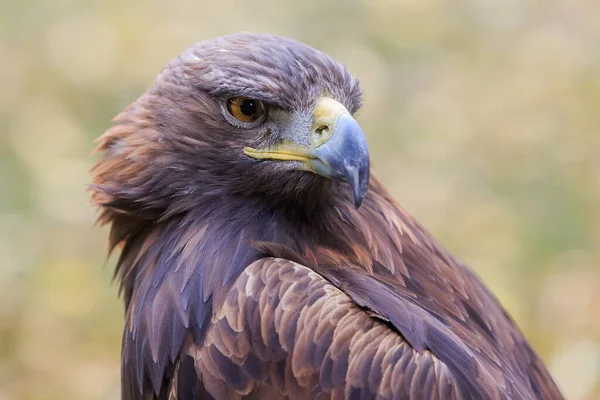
[90,33,563,399]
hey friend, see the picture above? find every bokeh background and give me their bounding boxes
[1,0,599,398]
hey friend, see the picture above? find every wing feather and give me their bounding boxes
[178,257,465,399]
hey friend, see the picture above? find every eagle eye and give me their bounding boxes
[226,97,267,124]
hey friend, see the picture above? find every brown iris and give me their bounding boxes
[226,97,266,123]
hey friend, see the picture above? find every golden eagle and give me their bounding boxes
[90,33,563,399]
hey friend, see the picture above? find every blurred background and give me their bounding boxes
[1,0,599,398]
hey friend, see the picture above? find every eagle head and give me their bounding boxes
[90,33,369,222]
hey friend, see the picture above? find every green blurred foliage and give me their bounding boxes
[0,0,599,399]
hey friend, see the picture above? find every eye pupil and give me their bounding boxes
[240,99,256,116]
[226,96,267,124]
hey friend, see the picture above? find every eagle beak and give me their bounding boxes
[309,99,370,207]
[243,97,370,208]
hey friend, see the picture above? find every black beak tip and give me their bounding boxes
[353,188,368,208]
[350,164,370,209]
[354,194,365,209]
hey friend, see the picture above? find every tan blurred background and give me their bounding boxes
[1,0,599,399]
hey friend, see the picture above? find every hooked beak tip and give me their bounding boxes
[348,162,370,208]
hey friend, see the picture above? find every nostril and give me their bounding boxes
[312,124,330,144]
[315,124,329,135]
